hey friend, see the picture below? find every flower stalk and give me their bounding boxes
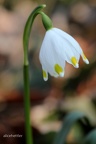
[23,65,33,144]
[23,4,46,144]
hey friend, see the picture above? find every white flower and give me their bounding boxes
[39,28,89,81]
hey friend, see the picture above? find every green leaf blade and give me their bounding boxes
[53,111,89,144]
[83,129,96,144]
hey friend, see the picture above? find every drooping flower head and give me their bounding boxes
[39,12,89,81]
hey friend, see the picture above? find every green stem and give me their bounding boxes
[23,4,46,144]
[23,65,33,144]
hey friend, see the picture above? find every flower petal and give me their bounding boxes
[53,28,89,66]
[53,28,82,54]
[39,29,65,77]
[71,57,79,68]
[50,31,80,67]
[42,69,48,81]
[54,64,64,77]
[81,52,89,64]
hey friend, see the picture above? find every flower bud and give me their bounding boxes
[41,12,53,30]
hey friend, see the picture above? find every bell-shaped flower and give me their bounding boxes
[39,28,89,81]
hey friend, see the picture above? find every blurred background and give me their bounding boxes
[0,0,96,143]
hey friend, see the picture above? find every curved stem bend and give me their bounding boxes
[23,4,46,65]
